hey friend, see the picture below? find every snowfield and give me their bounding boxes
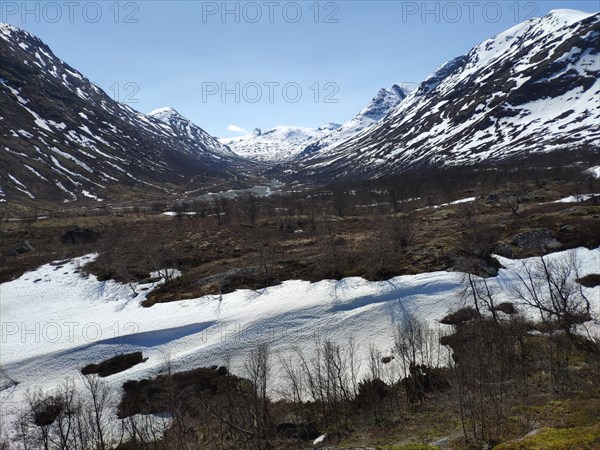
[0,248,598,442]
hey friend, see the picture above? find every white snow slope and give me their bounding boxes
[0,247,598,442]
[220,124,341,163]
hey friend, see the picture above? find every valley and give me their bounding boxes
[0,5,599,450]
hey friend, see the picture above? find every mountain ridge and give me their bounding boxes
[289,9,600,180]
[219,123,341,163]
[298,84,409,159]
[1,9,598,205]
[0,22,242,206]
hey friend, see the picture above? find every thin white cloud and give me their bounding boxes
[227,124,247,134]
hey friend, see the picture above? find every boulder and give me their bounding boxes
[485,194,499,204]
[61,228,100,245]
[512,228,560,252]
[14,240,34,254]
[496,242,515,258]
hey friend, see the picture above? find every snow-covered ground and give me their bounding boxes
[588,166,600,179]
[0,248,598,442]
[552,193,599,203]
[418,196,477,211]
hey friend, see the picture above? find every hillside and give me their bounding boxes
[291,10,600,180]
[0,23,243,207]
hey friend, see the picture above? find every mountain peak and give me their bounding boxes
[545,9,594,21]
[148,106,184,121]
[294,83,409,160]
[417,55,468,94]
[537,9,596,32]
[0,22,27,39]
[0,21,54,55]
[390,84,408,99]
[359,84,407,120]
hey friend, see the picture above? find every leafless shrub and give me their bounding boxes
[512,251,591,391]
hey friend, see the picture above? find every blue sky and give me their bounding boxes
[3,1,598,137]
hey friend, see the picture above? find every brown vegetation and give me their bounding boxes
[1,166,598,309]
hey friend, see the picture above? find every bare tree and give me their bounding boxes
[81,374,112,450]
[51,379,80,450]
[213,196,231,226]
[149,241,177,284]
[22,389,53,450]
[278,351,308,429]
[442,274,531,445]
[505,193,522,218]
[513,251,591,335]
[369,220,393,280]
[462,272,499,321]
[331,187,349,218]
[241,193,260,225]
[244,342,272,438]
[357,344,394,423]
[394,314,441,404]
[17,379,85,450]
[254,231,278,286]
[391,212,417,250]
[319,222,347,279]
[367,345,383,382]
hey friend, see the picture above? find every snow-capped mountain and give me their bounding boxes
[148,107,237,159]
[291,10,600,180]
[220,123,340,162]
[0,23,241,205]
[300,84,408,157]
[221,84,407,163]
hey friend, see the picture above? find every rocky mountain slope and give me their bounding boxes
[0,23,241,206]
[290,10,600,180]
[299,84,408,158]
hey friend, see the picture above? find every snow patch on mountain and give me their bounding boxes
[148,106,237,158]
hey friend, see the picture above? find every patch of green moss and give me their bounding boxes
[494,423,600,449]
